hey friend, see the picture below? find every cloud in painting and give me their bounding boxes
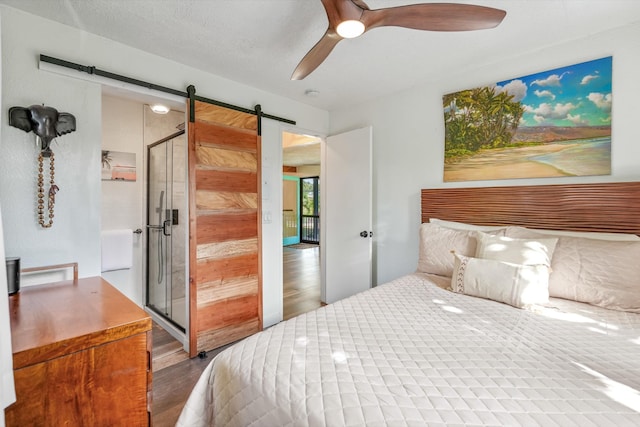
[587,92,612,111]
[525,102,578,120]
[581,74,600,85]
[567,113,589,126]
[534,89,555,100]
[531,72,569,87]
[495,79,527,102]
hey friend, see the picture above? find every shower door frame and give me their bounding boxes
[145,130,186,333]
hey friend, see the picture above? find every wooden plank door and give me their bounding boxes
[188,100,262,356]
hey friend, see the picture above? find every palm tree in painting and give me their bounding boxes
[444,86,524,160]
[102,150,112,169]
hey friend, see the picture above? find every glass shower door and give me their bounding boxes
[146,131,186,331]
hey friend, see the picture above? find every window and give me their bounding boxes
[301,177,319,243]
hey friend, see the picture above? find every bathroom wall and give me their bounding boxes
[101,95,144,304]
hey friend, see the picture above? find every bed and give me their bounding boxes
[177,182,640,426]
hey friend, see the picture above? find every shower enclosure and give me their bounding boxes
[146,130,187,331]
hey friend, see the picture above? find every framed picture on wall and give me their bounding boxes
[101,150,137,181]
[442,56,612,182]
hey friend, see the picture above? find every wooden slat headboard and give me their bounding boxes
[421,182,640,236]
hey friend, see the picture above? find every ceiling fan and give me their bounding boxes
[291,0,507,80]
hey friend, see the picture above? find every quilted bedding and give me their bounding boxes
[177,273,640,426]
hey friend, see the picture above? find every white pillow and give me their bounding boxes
[417,223,476,277]
[430,218,506,232]
[475,231,558,267]
[451,254,550,308]
[509,226,640,242]
[506,226,640,312]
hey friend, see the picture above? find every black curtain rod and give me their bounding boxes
[40,54,296,126]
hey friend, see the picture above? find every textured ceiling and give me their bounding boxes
[1,0,640,111]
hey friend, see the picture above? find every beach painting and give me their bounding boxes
[101,150,137,181]
[443,56,612,182]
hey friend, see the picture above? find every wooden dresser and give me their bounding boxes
[4,277,152,426]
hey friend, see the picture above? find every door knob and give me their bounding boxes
[360,231,369,238]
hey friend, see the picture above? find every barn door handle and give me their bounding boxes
[360,231,369,238]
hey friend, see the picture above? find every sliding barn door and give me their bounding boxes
[188,100,262,357]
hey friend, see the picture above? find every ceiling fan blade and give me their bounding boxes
[291,30,342,80]
[362,3,506,32]
[291,0,362,80]
[350,0,370,10]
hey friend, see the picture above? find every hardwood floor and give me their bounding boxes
[283,245,322,320]
[152,244,321,425]
[152,344,229,427]
[152,323,189,372]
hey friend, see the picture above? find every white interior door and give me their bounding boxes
[321,126,372,304]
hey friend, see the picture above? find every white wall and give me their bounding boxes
[0,9,102,275]
[101,95,146,304]
[0,16,16,418]
[0,7,329,328]
[330,22,640,285]
[261,119,284,327]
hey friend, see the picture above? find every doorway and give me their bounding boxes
[282,131,322,319]
[101,91,189,369]
[146,130,187,331]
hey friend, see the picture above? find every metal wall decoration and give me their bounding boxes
[8,104,77,228]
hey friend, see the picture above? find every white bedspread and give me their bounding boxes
[177,273,640,426]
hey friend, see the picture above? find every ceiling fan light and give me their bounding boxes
[336,20,365,38]
[150,104,170,114]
